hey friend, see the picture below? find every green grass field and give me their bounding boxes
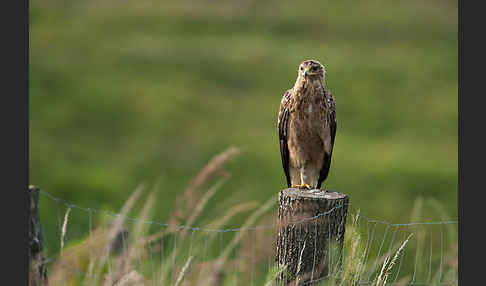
[30,0,457,268]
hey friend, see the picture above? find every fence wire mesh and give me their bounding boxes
[37,190,457,286]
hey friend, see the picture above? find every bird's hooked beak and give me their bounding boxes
[303,67,316,78]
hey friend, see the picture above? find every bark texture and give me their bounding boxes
[29,185,48,286]
[276,188,348,286]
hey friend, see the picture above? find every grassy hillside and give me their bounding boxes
[30,0,457,258]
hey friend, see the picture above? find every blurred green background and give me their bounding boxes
[30,0,457,254]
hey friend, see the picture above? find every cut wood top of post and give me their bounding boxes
[281,188,347,200]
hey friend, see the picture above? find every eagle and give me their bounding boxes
[277,60,337,190]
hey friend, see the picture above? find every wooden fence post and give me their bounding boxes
[276,188,348,286]
[28,185,48,286]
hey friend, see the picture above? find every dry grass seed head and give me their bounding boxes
[60,207,71,253]
[169,147,240,228]
[376,234,413,286]
[82,184,146,286]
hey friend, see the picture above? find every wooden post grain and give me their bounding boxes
[276,188,348,286]
[28,185,48,286]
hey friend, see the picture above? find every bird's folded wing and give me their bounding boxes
[317,91,337,189]
[278,89,292,188]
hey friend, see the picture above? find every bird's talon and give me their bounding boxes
[291,184,313,190]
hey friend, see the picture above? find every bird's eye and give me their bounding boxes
[300,67,303,71]
[311,66,319,72]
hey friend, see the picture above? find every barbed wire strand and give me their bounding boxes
[392,230,407,283]
[363,222,378,283]
[427,229,433,283]
[39,190,457,234]
[439,223,444,284]
[359,220,371,282]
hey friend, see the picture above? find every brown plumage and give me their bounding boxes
[277,60,337,190]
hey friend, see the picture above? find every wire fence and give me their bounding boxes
[37,190,458,286]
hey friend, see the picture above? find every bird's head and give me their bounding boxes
[297,60,325,86]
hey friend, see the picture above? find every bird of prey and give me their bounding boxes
[277,60,337,190]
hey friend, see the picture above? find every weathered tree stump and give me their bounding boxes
[28,185,48,286]
[276,188,348,286]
